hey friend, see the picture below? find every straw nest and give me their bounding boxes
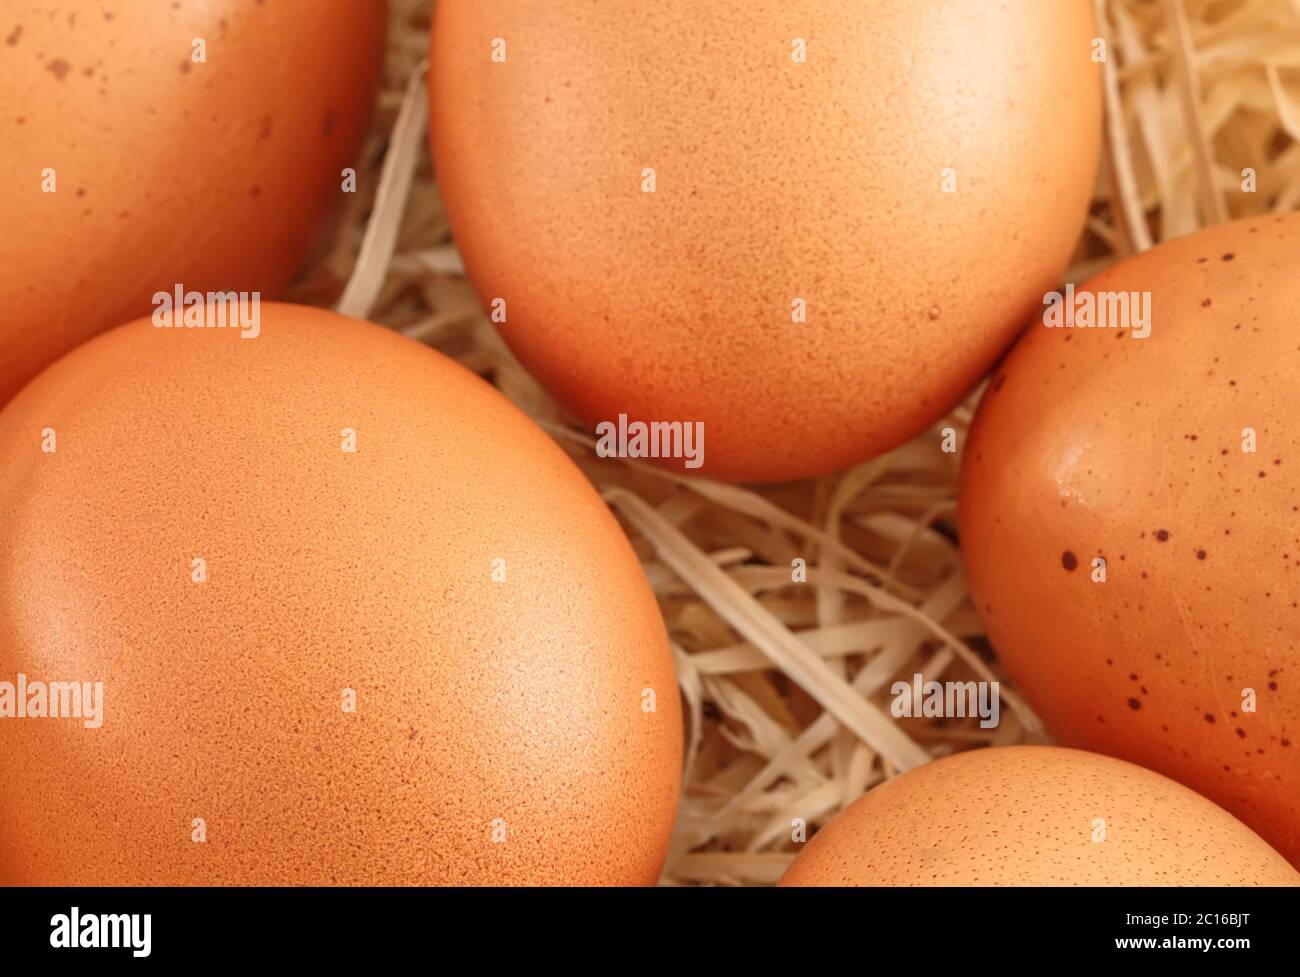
[289,0,1300,885]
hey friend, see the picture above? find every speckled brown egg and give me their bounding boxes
[0,303,682,885]
[428,0,1101,482]
[780,746,1300,886]
[961,213,1300,866]
[0,1,386,406]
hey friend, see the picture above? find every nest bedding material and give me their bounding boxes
[288,0,1300,885]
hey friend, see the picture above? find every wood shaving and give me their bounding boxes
[292,0,1300,885]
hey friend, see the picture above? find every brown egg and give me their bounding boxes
[0,303,681,885]
[780,746,1300,886]
[960,213,1300,866]
[0,1,386,406]
[428,0,1101,482]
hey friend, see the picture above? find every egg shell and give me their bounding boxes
[0,303,682,885]
[0,1,387,406]
[960,213,1300,866]
[779,746,1300,886]
[428,0,1101,482]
